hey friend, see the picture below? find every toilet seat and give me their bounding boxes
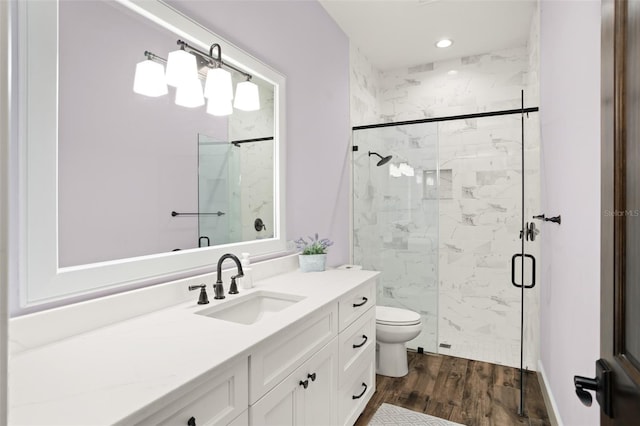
[376,306,421,326]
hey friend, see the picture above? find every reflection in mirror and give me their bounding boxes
[57,0,276,267]
[19,0,286,306]
[197,134,274,248]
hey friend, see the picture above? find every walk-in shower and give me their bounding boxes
[352,95,540,413]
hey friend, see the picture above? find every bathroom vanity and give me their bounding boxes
[9,259,378,425]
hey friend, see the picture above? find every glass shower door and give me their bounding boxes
[197,134,241,246]
[352,122,439,353]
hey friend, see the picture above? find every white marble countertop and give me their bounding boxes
[9,268,378,425]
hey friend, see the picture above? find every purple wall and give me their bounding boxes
[166,1,351,266]
[539,1,601,424]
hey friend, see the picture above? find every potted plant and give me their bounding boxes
[295,233,333,272]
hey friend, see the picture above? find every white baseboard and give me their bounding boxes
[537,360,564,426]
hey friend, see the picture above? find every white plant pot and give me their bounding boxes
[298,254,327,272]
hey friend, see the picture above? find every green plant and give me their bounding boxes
[295,233,333,255]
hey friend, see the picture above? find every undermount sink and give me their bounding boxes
[195,290,305,325]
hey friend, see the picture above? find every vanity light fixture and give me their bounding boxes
[133,52,168,97]
[175,77,205,108]
[204,44,234,101]
[436,38,453,48]
[133,40,260,116]
[165,46,199,87]
[234,78,260,112]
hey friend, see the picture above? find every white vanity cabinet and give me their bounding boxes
[250,338,339,425]
[129,357,248,426]
[249,303,338,404]
[336,280,376,426]
[249,278,376,426]
[8,268,381,426]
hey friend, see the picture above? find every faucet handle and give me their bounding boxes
[188,284,210,305]
[228,275,241,295]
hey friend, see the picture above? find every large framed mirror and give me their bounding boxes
[19,0,286,307]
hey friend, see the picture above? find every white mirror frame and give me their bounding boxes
[19,0,286,307]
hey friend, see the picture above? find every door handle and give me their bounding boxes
[526,222,539,242]
[511,253,536,288]
[574,359,612,417]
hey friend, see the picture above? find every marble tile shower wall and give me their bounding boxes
[351,39,540,367]
[350,44,383,127]
[379,46,531,123]
[229,84,275,241]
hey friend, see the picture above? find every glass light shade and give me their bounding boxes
[233,80,260,111]
[206,98,233,116]
[175,78,204,108]
[133,60,168,97]
[204,68,233,100]
[165,49,198,87]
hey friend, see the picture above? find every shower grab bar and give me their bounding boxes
[171,211,225,217]
[511,253,536,288]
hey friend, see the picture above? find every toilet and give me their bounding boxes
[375,305,422,377]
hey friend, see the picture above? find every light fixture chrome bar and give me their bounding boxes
[144,50,209,81]
[177,39,252,81]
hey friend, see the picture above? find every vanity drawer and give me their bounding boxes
[132,357,248,426]
[338,306,375,385]
[249,302,338,404]
[338,279,376,332]
[338,351,375,426]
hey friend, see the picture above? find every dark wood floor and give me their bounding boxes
[355,352,551,426]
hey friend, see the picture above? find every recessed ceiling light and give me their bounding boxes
[436,39,453,48]
[447,70,458,75]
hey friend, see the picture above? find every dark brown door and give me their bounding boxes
[601,0,640,423]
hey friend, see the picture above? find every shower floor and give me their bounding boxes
[435,336,522,368]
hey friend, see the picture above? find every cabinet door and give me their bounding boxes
[251,339,338,426]
[250,303,337,403]
[303,339,338,426]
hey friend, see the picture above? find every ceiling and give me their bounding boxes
[319,0,537,71]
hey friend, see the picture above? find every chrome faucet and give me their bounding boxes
[214,253,244,299]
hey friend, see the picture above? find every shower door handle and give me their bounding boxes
[511,253,536,288]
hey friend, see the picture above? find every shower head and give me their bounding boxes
[368,151,393,167]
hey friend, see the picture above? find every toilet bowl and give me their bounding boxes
[375,305,422,377]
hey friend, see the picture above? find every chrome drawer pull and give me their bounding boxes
[352,297,368,308]
[352,335,368,349]
[352,382,368,399]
